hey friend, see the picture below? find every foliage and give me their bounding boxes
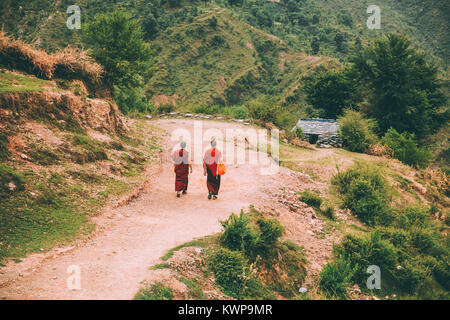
[338,110,378,153]
[114,86,154,115]
[134,282,174,300]
[299,190,322,208]
[209,247,246,298]
[352,34,448,140]
[83,10,155,89]
[304,69,359,118]
[381,128,432,168]
[295,127,304,140]
[319,258,356,299]
[219,211,255,252]
[0,164,25,199]
[332,163,393,226]
[247,102,279,124]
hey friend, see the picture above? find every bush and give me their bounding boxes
[332,163,393,226]
[247,102,279,124]
[381,128,431,168]
[338,110,377,153]
[299,190,322,208]
[228,106,248,119]
[343,179,392,226]
[335,231,398,285]
[319,259,356,299]
[191,104,220,115]
[114,86,153,115]
[155,104,174,114]
[134,282,174,300]
[209,248,246,298]
[295,127,305,140]
[322,206,335,220]
[256,217,284,250]
[220,211,255,252]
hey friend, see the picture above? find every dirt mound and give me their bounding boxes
[0,91,128,136]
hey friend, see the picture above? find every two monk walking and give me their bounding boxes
[171,138,222,199]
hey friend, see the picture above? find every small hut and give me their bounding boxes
[294,118,342,147]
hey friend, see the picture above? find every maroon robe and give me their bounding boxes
[204,148,221,195]
[172,149,189,192]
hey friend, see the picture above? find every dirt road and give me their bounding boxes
[0,119,294,299]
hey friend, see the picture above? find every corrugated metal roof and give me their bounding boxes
[295,119,338,135]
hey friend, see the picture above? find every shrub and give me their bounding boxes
[155,104,174,114]
[220,211,255,252]
[295,127,305,140]
[256,217,284,250]
[191,104,220,115]
[229,106,248,119]
[381,128,432,168]
[322,206,335,220]
[332,163,393,225]
[332,163,387,195]
[134,282,174,300]
[338,110,377,153]
[335,232,398,285]
[209,248,246,298]
[299,190,322,208]
[114,86,153,115]
[433,258,450,291]
[247,102,279,124]
[343,179,392,225]
[319,259,356,299]
[391,259,428,294]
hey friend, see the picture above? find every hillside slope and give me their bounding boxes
[0,0,447,107]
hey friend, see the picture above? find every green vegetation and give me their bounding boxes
[324,163,449,299]
[352,34,448,140]
[338,110,377,153]
[151,209,307,300]
[179,276,206,299]
[0,118,160,263]
[381,128,432,168]
[299,190,322,208]
[209,247,246,297]
[83,10,154,89]
[134,282,174,300]
[0,72,50,93]
[304,69,358,118]
[212,209,306,298]
[332,162,392,226]
[319,258,356,299]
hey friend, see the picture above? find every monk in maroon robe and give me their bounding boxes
[203,139,222,200]
[172,142,192,198]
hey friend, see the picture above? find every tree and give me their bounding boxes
[304,69,359,118]
[83,11,155,89]
[311,37,320,54]
[338,110,378,153]
[352,34,447,140]
[142,13,159,40]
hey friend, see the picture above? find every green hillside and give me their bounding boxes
[0,0,448,107]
